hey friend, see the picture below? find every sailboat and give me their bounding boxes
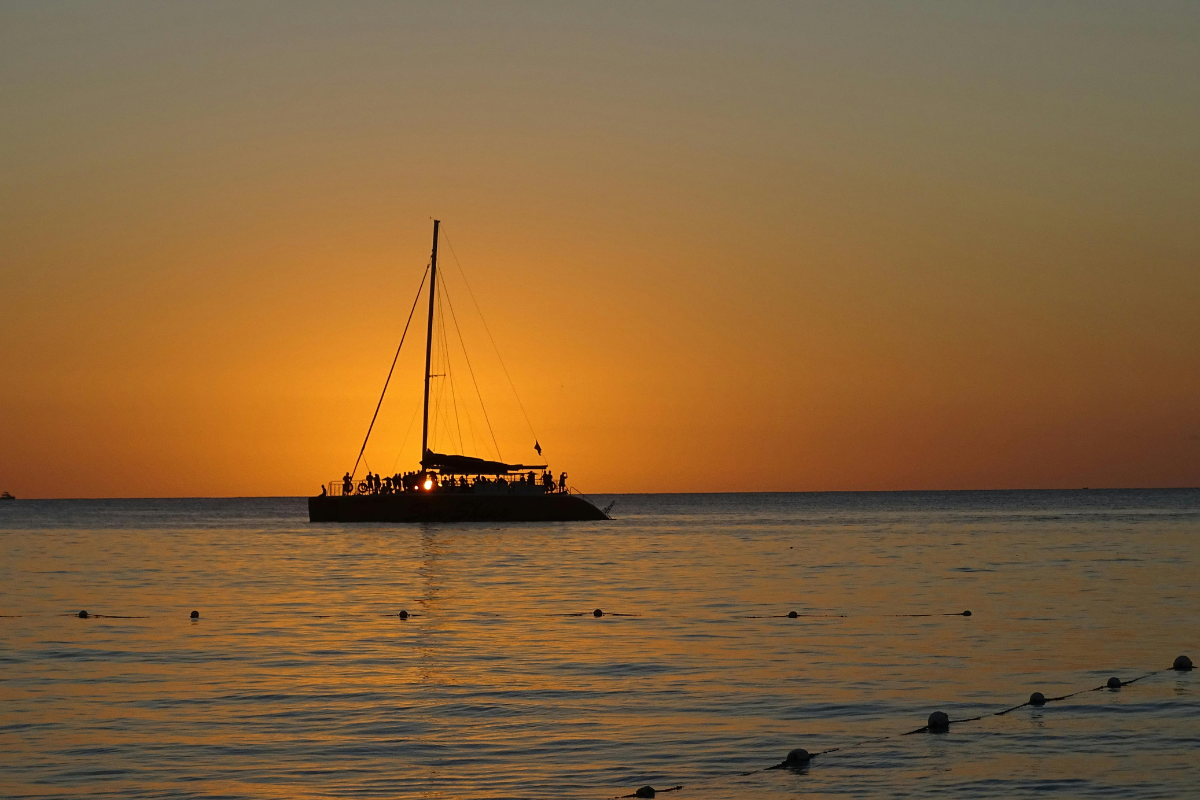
[308,220,610,523]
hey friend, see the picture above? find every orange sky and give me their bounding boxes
[2,2,1198,497]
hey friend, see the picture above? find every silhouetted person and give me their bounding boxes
[320,485,327,497]
[559,472,567,492]
[342,473,353,495]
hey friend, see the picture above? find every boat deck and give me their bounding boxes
[309,491,609,522]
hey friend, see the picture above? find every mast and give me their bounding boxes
[420,220,440,466]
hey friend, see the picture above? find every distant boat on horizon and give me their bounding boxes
[0,492,14,501]
[308,220,610,523]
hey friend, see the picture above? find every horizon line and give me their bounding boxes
[5,486,1200,501]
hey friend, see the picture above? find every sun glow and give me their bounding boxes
[423,478,433,490]
[2,4,1199,499]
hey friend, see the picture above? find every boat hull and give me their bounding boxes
[308,492,609,522]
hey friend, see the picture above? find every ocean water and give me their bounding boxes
[1,490,1197,799]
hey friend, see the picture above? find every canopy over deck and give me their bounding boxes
[421,450,546,475]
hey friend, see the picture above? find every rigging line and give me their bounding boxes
[351,264,430,481]
[445,309,482,460]
[439,275,475,460]
[462,378,483,457]
[449,323,483,459]
[430,284,451,454]
[429,291,441,452]
[431,285,464,456]
[437,283,466,455]
[441,225,539,451]
[434,273,455,452]
[438,270,465,454]
[433,286,458,454]
[431,266,448,449]
[390,401,422,474]
[439,265,504,461]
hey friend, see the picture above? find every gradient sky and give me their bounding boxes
[2,1,1198,497]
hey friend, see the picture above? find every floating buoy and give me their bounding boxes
[190,610,199,619]
[1029,692,1046,705]
[593,609,604,618]
[962,610,972,616]
[77,610,89,619]
[1107,677,1122,689]
[782,748,812,768]
[634,786,655,798]
[927,711,950,732]
[787,611,798,619]
[1173,655,1193,671]
[398,610,409,620]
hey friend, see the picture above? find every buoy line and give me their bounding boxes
[617,785,683,798]
[614,654,1194,799]
[2,607,972,622]
[0,609,1190,798]
[559,609,641,618]
[747,610,972,619]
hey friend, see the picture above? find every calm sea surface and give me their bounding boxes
[1,491,1197,799]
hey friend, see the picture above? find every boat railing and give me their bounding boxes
[323,479,582,498]
[568,486,613,519]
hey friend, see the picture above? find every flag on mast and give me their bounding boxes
[534,441,542,456]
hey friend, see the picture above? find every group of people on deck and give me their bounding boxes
[339,470,568,496]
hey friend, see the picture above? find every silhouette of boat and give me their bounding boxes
[0,492,14,501]
[309,221,609,523]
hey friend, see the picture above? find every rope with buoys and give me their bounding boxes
[558,609,641,618]
[617,785,683,798]
[747,610,972,619]
[0,609,1190,798]
[2,606,974,623]
[613,654,1194,797]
